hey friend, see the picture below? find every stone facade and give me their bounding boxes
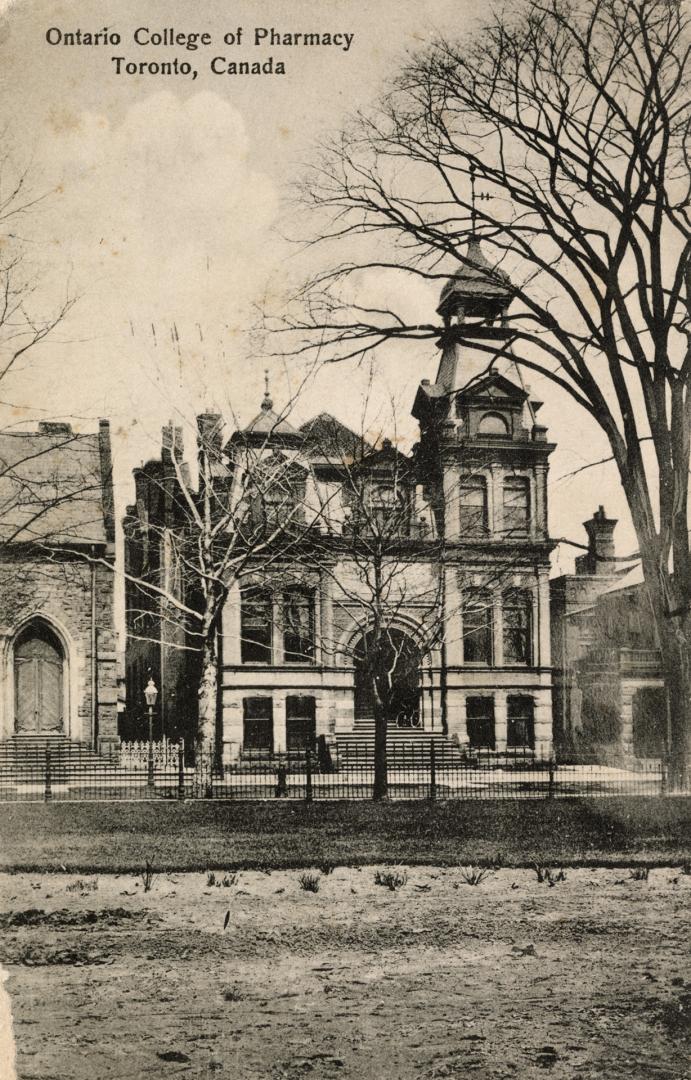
[0,421,118,754]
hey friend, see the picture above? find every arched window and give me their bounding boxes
[478,412,510,437]
[503,589,532,665]
[462,591,493,664]
[240,587,273,664]
[283,587,315,663]
[503,477,530,534]
[459,476,488,536]
[14,621,65,733]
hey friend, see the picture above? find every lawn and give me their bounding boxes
[0,797,690,872]
[1,864,689,1079]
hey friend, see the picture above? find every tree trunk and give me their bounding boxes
[657,620,691,792]
[197,637,218,768]
[372,694,388,800]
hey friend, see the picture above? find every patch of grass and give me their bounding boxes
[298,872,321,893]
[534,864,567,886]
[459,865,493,886]
[139,858,156,893]
[317,860,337,875]
[65,877,98,893]
[630,866,650,881]
[221,873,236,887]
[374,868,407,891]
[680,860,691,875]
[206,870,216,887]
[222,986,243,1002]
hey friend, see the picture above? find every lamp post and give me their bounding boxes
[144,677,158,792]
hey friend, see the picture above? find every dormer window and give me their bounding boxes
[478,412,510,437]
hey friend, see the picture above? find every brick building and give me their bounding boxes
[0,421,118,754]
[551,508,665,763]
[124,242,557,763]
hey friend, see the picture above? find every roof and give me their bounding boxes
[0,423,112,546]
[300,413,372,461]
[437,239,513,318]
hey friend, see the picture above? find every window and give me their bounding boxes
[243,697,273,751]
[462,591,493,664]
[240,587,272,663]
[507,696,534,748]
[478,412,510,437]
[369,484,406,534]
[286,696,316,751]
[503,477,530,534]
[503,589,532,665]
[459,477,488,536]
[283,587,315,663]
[466,696,495,749]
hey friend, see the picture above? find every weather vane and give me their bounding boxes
[469,162,491,233]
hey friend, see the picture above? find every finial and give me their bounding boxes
[261,368,273,412]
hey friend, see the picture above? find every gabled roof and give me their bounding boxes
[0,423,112,546]
[455,371,529,404]
[300,413,372,461]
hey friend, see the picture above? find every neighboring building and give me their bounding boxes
[0,421,118,754]
[124,241,557,762]
[550,508,665,763]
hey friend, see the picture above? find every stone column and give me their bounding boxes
[443,463,461,541]
[493,586,504,667]
[271,593,282,666]
[320,571,334,667]
[445,566,463,666]
[534,463,547,538]
[537,572,551,668]
[273,693,287,753]
[222,691,244,764]
[533,690,553,760]
[494,691,508,752]
[488,464,500,534]
[223,583,242,666]
[446,690,467,746]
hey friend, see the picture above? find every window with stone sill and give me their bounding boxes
[462,591,494,664]
[459,476,488,537]
[240,587,273,664]
[282,586,316,664]
[503,477,530,535]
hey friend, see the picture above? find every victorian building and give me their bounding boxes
[124,242,556,763]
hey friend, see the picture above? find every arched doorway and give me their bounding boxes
[14,621,65,734]
[354,628,422,728]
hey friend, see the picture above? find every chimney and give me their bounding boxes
[197,412,224,456]
[576,506,617,575]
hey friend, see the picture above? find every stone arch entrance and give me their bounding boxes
[353,628,422,728]
[13,621,65,734]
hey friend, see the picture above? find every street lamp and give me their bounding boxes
[144,677,158,792]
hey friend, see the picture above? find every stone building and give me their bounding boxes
[0,421,118,754]
[551,508,665,763]
[124,242,556,762]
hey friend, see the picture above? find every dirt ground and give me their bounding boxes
[0,865,689,1080]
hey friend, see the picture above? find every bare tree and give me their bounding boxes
[266,0,691,787]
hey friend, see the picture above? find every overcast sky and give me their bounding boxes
[0,0,637,571]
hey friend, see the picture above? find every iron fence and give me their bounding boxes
[0,739,671,802]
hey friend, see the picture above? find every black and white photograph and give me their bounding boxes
[0,0,689,1076]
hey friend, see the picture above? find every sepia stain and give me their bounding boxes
[47,107,82,135]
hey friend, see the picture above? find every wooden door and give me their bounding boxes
[14,631,64,733]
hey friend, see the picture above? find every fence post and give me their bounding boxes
[147,738,155,793]
[44,748,52,803]
[305,748,313,803]
[660,753,668,798]
[547,755,556,799]
[178,738,185,801]
[429,739,437,801]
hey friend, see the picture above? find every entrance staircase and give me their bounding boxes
[334,719,466,768]
[0,734,120,784]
